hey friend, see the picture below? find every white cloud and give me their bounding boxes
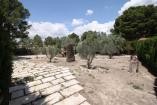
[28,20,114,38]
[28,21,69,38]
[72,18,84,26]
[72,21,114,35]
[119,0,157,15]
[86,9,94,16]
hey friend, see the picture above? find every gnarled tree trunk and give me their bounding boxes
[66,44,75,62]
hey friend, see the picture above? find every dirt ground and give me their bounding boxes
[31,54,157,105]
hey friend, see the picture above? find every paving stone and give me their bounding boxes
[44,71,61,78]
[11,59,91,105]
[61,79,79,87]
[40,84,62,95]
[41,76,56,83]
[32,70,44,74]
[10,92,40,105]
[49,70,62,75]
[61,67,69,70]
[44,73,54,78]
[54,71,62,75]
[9,85,26,93]
[25,83,52,94]
[80,101,91,105]
[55,72,72,78]
[54,93,86,105]
[37,71,49,76]
[60,84,83,97]
[34,76,43,80]
[11,90,24,99]
[63,75,76,80]
[61,69,70,73]
[51,78,65,85]
[26,80,42,87]
[33,92,63,105]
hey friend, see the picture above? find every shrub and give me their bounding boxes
[99,35,126,58]
[136,36,157,75]
[45,46,59,62]
[77,36,98,69]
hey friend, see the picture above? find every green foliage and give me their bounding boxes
[44,36,54,46]
[44,36,61,49]
[32,35,43,55]
[114,5,157,40]
[0,0,30,104]
[45,45,59,62]
[18,37,33,49]
[53,37,61,49]
[136,37,157,75]
[77,31,99,68]
[68,33,80,45]
[61,37,75,48]
[33,35,43,48]
[99,35,126,58]
[0,0,30,38]
[81,31,98,41]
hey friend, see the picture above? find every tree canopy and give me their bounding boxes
[68,33,80,45]
[0,0,30,38]
[44,36,54,46]
[114,5,157,40]
[81,31,98,41]
[0,0,30,104]
[33,35,43,48]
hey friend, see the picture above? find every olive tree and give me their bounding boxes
[100,35,126,59]
[77,32,98,69]
[45,45,59,62]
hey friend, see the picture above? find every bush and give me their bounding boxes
[77,35,98,69]
[45,46,59,62]
[136,36,157,75]
[99,35,126,58]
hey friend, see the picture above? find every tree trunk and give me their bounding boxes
[109,54,112,59]
[49,58,52,62]
[87,60,91,69]
[66,44,75,62]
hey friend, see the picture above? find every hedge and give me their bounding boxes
[136,36,157,76]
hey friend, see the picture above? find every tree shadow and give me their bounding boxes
[13,56,31,61]
[9,76,47,105]
[154,78,157,97]
[140,63,157,98]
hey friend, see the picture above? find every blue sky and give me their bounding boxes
[21,0,127,23]
[20,0,157,38]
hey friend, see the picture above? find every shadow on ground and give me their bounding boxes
[13,56,32,60]
[9,77,46,105]
[154,78,157,98]
[141,64,157,99]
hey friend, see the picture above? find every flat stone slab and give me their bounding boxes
[10,58,91,105]
[54,93,86,105]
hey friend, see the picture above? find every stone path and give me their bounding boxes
[9,60,90,105]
